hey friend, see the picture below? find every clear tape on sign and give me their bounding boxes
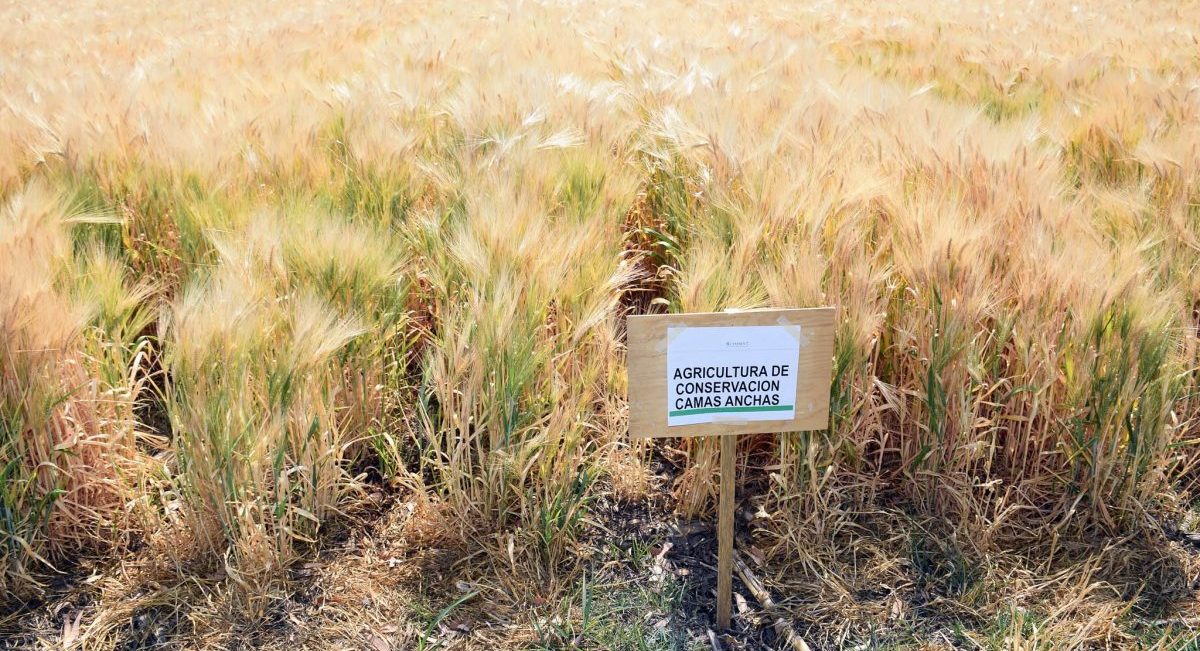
[776,315,810,348]
[654,311,812,352]
[655,322,688,353]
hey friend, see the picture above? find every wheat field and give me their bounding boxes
[3,0,1200,648]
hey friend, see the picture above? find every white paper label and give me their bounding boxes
[666,325,800,427]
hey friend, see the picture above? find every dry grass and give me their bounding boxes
[0,184,153,598]
[3,0,1200,648]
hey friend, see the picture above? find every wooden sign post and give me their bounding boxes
[626,308,835,629]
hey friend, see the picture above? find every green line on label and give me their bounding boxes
[669,405,794,417]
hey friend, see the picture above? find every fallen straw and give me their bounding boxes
[732,549,813,651]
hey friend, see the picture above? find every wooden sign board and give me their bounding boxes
[627,308,836,439]
[625,306,835,631]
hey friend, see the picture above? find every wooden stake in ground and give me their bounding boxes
[626,308,836,632]
[716,433,736,629]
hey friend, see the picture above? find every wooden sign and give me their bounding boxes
[625,307,836,630]
[627,308,835,438]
